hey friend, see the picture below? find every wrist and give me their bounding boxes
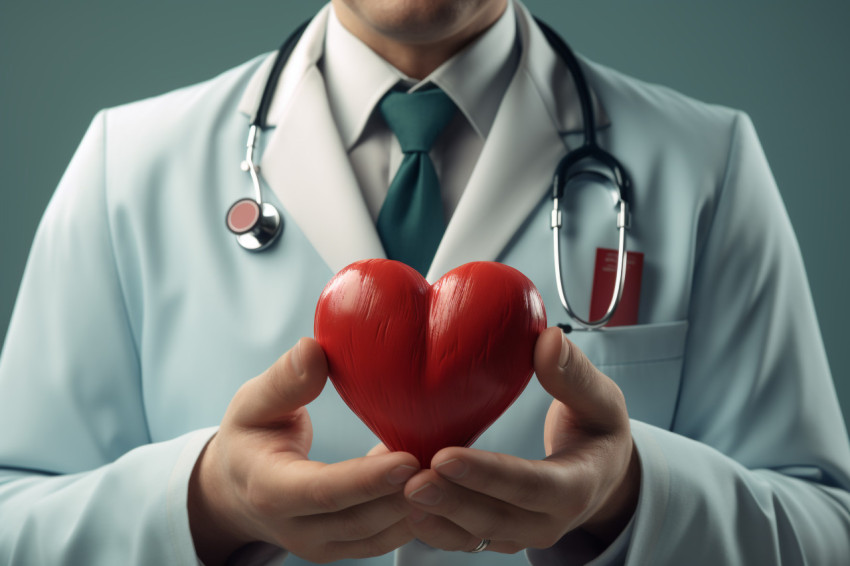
[188,435,254,566]
[580,440,641,544]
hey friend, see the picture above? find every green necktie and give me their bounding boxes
[377,87,458,275]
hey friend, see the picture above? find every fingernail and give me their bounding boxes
[291,339,304,376]
[559,332,570,369]
[409,483,443,506]
[435,459,467,479]
[387,465,418,485]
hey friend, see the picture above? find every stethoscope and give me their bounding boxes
[226,18,632,331]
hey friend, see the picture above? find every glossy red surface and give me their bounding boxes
[314,259,547,468]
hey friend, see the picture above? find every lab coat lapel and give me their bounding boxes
[426,12,564,282]
[239,2,608,280]
[236,6,384,274]
[260,65,385,273]
[426,2,610,283]
[426,87,562,283]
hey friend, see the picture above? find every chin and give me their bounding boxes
[339,0,501,44]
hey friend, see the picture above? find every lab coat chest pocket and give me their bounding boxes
[568,321,689,430]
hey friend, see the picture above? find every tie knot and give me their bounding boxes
[378,87,458,154]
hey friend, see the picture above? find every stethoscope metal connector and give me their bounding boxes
[226,124,283,251]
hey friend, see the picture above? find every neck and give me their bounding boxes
[332,0,507,80]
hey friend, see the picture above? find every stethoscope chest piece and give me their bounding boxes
[226,197,282,251]
[225,23,307,254]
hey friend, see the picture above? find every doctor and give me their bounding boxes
[0,1,849,566]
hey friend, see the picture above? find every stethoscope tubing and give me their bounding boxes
[234,15,635,330]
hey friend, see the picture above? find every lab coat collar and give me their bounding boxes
[237,7,327,128]
[424,1,609,281]
[321,0,517,147]
[235,1,610,134]
[246,6,387,271]
[235,1,611,278]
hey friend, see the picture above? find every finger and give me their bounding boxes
[404,469,547,545]
[228,337,329,428]
[300,492,412,542]
[278,453,419,516]
[429,447,565,513]
[533,327,627,430]
[407,512,474,552]
[321,520,415,561]
[408,512,525,554]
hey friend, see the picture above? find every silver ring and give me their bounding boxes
[468,538,490,553]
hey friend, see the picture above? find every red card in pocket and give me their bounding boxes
[589,247,643,327]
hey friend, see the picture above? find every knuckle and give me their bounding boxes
[265,362,295,403]
[604,380,627,415]
[614,396,630,428]
[226,380,258,423]
[611,380,626,407]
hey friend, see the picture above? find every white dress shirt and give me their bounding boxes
[320,2,520,222]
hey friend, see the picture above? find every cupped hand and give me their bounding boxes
[402,327,640,554]
[188,338,421,565]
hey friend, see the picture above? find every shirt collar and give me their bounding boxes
[322,0,518,149]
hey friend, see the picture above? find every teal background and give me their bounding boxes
[1,1,848,431]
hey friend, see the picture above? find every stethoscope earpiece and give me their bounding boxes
[226,197,283,252]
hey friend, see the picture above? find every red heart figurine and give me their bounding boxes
[314,259,547,467]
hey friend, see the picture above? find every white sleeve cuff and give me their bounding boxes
[167,427,220,564]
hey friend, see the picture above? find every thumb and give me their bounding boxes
[367,442,391,457]
[228,337,329,428]
[534,327,627,432]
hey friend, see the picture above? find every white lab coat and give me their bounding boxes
[1,2,849,565]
